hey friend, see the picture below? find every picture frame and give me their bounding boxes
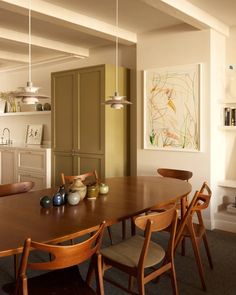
[25,124,43,145]
[143,63,201,152]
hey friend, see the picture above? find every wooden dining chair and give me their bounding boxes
[61,170,113,245]
[11,222,105,295]
[0,181,35,279]
[174,182,213,291]
[61,170,99,187]
[156,168,193,254]
[100,205,178,295]
[0,181,34,197]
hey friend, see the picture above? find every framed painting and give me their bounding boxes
[26,124,43,145]
[144,63,201,151]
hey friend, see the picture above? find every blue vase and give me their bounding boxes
[53,192,63,206]
[40,196,52,208]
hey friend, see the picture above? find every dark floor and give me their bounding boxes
[0,223,236,295]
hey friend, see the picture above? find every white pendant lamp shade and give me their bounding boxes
[16,0,49,104]
[104,0,131,109]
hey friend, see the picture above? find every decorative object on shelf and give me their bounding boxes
[15,0,49,104]
[87,184,99,199]
[0,91,18,112]
[40,195,52,208]
[43,102,51,111]
[0,99,6,113]
[52,192,64,206]
[103,0,131,109]
[69,178,87,200]
[25,124,43,145]
[99,183,109,194]
[226,202,236,214]
[226,64,236,99]
[36,103,43,111]
[144,63,201,151]
[67,190,80,205]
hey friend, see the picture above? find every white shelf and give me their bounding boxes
[0,111,51,117]
[219,99,236,104]
[218,179,236,188]
[219,126,236,130]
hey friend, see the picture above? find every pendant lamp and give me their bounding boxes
[16,0,49,104]
[104,0,132,109]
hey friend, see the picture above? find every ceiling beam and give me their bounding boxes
[0,0,137,45]
[141,0,229,36]
[0,49,28,63]
[0,28,89,58]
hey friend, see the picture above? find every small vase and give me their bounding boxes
[67,190,80,205]
[99,183,109,194]
[87,184,99,199]
[69,178,87,200]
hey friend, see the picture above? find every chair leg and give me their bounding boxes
[14,254,19,280]
[190,236,207,291]
[107,226,113,245]
[128,275,134,291]
[137,274,145,295]
[96,254,104,295]
[170,263,179,295]
[122,220,126,240]
[202,233,213,269]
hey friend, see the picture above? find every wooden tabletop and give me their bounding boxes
[0,176,191,257]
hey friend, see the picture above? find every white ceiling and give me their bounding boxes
[0,0,235,71]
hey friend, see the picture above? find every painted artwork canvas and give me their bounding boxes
[144,64,201,151]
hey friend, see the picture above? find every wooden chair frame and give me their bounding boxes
[101,206,178,295]
[174,182,213,291]
[14,222,105,295]
[61,170,99,186]
[0,181,35,279]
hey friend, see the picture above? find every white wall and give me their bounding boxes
[137,24,211,193]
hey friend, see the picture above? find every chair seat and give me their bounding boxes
[101,235,165,268]
[3,266,96,295]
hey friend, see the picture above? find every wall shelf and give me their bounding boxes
[218,126,236,130]
[0,111,51,117]
[218,179,236,188]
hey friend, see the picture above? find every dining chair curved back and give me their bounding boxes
[14,222,105,295]
[101,205,178,295]
[61,170,98,186]
[0,181,35,197]
[157,168,193,181]
[0,181,35,279]
[174,182,213,291]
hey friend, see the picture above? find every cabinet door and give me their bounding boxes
[51,70,79,152]
[78,66,105,154]
[52,151,73,186]
[73,154,105,180]
[0,149,16,184]
[17,150,46,174]
[17,171,46,191]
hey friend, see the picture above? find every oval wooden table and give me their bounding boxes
[0,176,191,257]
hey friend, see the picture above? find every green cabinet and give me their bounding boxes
[51,64,130,185]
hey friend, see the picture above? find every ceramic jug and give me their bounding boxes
[69,178,87,200]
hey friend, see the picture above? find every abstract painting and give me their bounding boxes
[144,64,201,151]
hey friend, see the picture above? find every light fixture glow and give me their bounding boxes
[15,0,49,104]
[104,0,131,109]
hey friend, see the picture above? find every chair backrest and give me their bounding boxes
[134,205,177,269]
[157,168,193,181]
[17,221,105,277]
[61,170,98,186]
[0,181,34,197]
[174,182,212,248]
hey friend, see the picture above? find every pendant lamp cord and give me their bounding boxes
[115,0,118,95]
[28,0,32,84]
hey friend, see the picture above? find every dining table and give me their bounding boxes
[0,176,191,258]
